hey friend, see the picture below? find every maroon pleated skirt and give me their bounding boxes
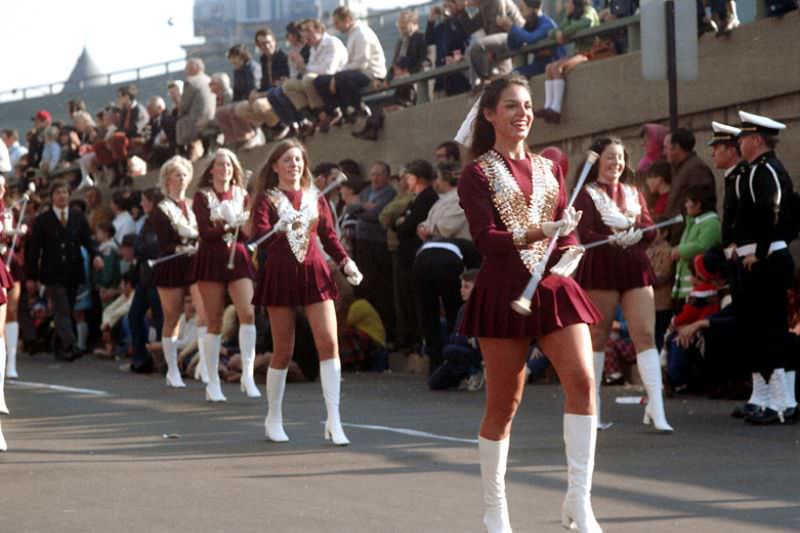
[154,254,196,288]
[8,252,23,284]
[574,246,655,291]
[193,243,255,283]
[0,259,13,305]
[253,259,339,307]
[461,269,601,339]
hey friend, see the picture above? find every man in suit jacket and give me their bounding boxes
[26,181,101,360]
[176,58,216,149]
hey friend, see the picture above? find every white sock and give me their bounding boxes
[750,373,769,407]
[5,322,18,378]
[785,370,797,408]
[76,321,88,351]
[551,79,565,113]
[544,79,553,110]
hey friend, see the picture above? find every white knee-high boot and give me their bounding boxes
[238,324,261,398]
[320,358,349,445]
[562,414,602,533]
[479,436,512,533]
[593,352,611,429]
[5,322,18,379]
[637,348,673,432]
[163,336,186,388]
[0,419,6,452]
[203,333,226,402]
[265,367,289,442]
[193,326,209,383]
[0,341,8,414]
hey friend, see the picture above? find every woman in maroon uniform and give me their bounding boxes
[0,175,19,449]
[150,156,208,388]
[573,137,672,433]
[2,181,28,381]
[193,149,259,402]
[251,139,363,446]
[457,75,602,533]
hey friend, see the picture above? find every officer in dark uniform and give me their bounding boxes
[707,121,748,249]
[25,180,100,361]
[732,110,797,424]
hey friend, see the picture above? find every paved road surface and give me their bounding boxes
[1,355,798,532]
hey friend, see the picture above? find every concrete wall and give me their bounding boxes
[237,14,799,189]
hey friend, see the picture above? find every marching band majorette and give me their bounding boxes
[192,149,259,402]
[572,137,673,433]
[251,139,364,446]
[456,75,603,533]
[2,180,29,381]
[732,110,797,425]
[150,156,208,389]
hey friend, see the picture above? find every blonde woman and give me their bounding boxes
[192,149,258,401]
[150,156,209,387]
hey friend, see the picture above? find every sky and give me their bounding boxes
[0,0,429,95]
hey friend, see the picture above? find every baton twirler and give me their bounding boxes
[6,182,36,264]
[581,215,683,250]
[246,172,348,252]
[511,151,599,316]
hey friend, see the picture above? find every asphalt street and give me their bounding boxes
[1,355,798,533]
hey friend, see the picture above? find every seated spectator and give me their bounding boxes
[538,0,600,123]
[435,140,462,166]
[417,161,470,240]
[176,58,216,161]
[251,27,294,140]
[597,0,639,53]
[428,268,484,390]
[452,0,525,87]
[352,56,417,141]
[97,271,135,358]
[282,19,348,131]
[315,7,387,129]
[340,296,387,371]
[644,161,671,217]
[665,254,722,391]
[425,0,471,97]
[389,10,428,80]
[215,44,269,149]
[40,125,61,175]
[116,85,150,149]
[270,21,314,137]
[143,95,176,167]
[501,0,564,78]
[671,185,721,303]
[209,72,233,108]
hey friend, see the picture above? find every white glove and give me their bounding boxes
[219,202,239,226]
[175,222,198,240]
[601,210,632,230]
[542,207,582,238]
[616,228,643,248]
[550,245,585,277]
[273,217,292,234]
[18,223,27,236]
[209,204,224,222]
[176,244,199,255]
[234,210,250,228]
[342,258,363,286]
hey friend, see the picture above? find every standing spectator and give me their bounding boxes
[538,0,600,124]
[27,110,52,169]
[425,0,471,97]
[282,19,348,128]
[417,161,471,241]
[644,161,671,217]
[663,127,716,241]
[670,185,722,302]
[315,7,387,128]
[390,10,428,78]
[2,130,27,169]
[111,192,137,246]
[177,59,216,160]
[393,160,439,355]
[40,126,61,175]
[638,123,669,175]
[26,181,100,361]
[501,0,564,78]
[452,0,526,87]
[352,162,397,342]
[127,188,164,373]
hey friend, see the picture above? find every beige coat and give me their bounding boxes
[420,189,471,240]
[177,72,216,146]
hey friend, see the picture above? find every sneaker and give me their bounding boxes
[466,370,485,392]
[359,103,372,119]
[242,128,265,150]
[272,124,291,141]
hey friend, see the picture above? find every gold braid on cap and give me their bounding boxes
[477,150,560,273]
